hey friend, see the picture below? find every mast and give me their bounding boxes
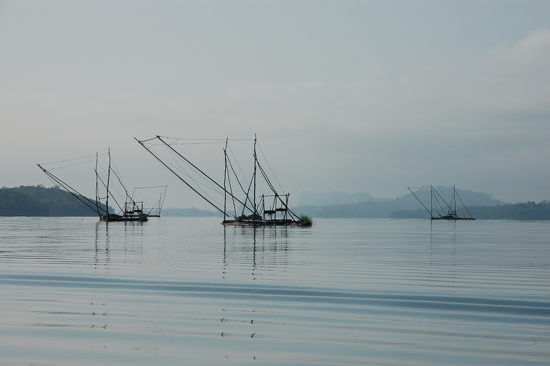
[285,194,289,220]
[453,185,457,216]
[223,138,228,218]
[430,185,434,218]
[106,148,111,216]
[95,152,100,214]
[253,134,257,223]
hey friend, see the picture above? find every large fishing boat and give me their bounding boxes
[407,185,475,220]
[136,135,312,227]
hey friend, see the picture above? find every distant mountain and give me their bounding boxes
[297,191,383,206]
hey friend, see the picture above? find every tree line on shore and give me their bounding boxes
[0,185,99,217]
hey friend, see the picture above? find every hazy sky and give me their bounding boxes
[1,0,549,209]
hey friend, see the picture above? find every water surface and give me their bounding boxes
[1,217,549,365]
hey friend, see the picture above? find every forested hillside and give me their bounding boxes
[0,186,99,216]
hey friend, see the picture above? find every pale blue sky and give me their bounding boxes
[1,0,549,207]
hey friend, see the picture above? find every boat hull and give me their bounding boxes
[431,216,475,220]
[100,214,148,222]
[222,219,312,227]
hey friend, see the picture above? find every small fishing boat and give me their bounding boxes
[407,185,475,220]
[38,149,157,222]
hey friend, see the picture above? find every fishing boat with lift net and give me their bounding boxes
[407,185,475,220]
[38,149,166,222]
[136,135,312,227]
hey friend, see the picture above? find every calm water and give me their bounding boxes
[1,217,549,365]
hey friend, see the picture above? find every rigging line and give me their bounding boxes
[37,164,101,216]
[140,141,171,147]
[108,191,124,214]
[135,137,226,215]
[161,144,225,206]
[409,185,431,190]
[44,172,97,213]
[228,145,248,185]
[95,170,124,213]
[433,188,452,212]
[183,160,224,195]
[226,157,254,214]
[449,193,457,215]
[227,156,250,197]
[241,172,256,216]
[138,136,159,143]
[258,186,299,220]
[456,189,474,218]
[109,156,135,203]
[110,166,133,205]
[157,136,252,142]
[133,185,168,189]
[95,169,115,205]
[132,186,166,201]
[256,160,279,195]
[44,176,97,213]
[407,187,431,216]
[96,159,109,180]
[95,176,109,216]
[145,138,235,211]
[109,168,144,213]
[283,201,301,220]
[158,136,228,141]
[157,136,249,210]
[257,143,285,194]
[161,143,200,180]
[431,192,443,217]
[226,162,238,218]
[109,158,127,188]
[39,153,108,166]
[434,196,446,216]
[170,142,228,146]
[40,158,98,171]
[95,152,99,213]
[46,174,104,216]
[258,162,298,218]
[157,135,228,193]
[160,158,224,210]
[160,186,167,214]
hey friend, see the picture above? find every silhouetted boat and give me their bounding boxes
[38,149,151,222]
[136,135,312,227]
[407,185,475,220]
